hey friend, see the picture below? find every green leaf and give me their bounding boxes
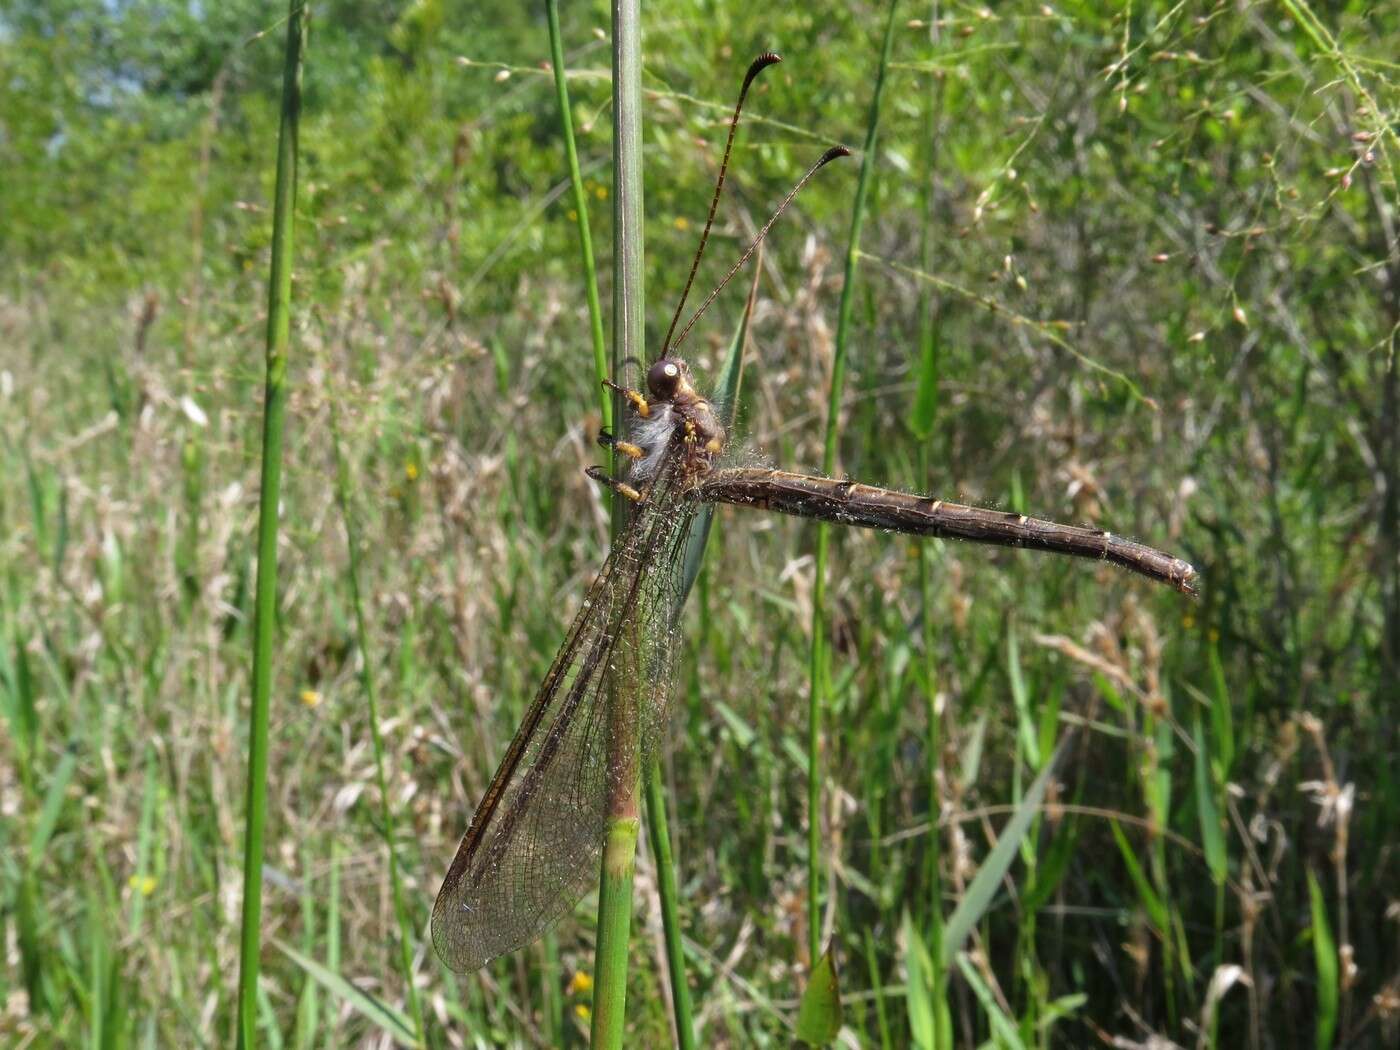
[1208,638,1235,777]
[958,712,988,788]
[1192,717,1227,887]
[1022,815,1079,915]
[954,952,1027,1050]
[714,700,756,749]
[1109,819,1168,935]
[795,948,843,1046]
[256,977,286,1050]
[941,737,1066,967]
[30,742,78,861]
[901,913,935,1050]
[273,940,419,1047]
[1006,625,1039,767]
[1091,670,1126,715]
[87,885,112,1050]
[910,323,939,439]
[10,632,37,756]
[16,869,46,1015]
[1307,871,1338,1050]
[1146,717,1174,828]
[1039,993,1087,1028]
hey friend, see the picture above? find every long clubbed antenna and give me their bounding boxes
[669,144,851,355]
[658,51,783,361]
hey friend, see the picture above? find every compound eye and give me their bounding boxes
[647,359,682,399]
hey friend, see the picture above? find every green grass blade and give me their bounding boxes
[236,5,306,1046]
[87,888,107,1050]
[8,632,38,764]
[291,845,319,1050]
[16,868,48,1016]
[273,941,418,1047]
[808,0,900,965]
[30,743,78,860]
[1208,638,1235,778]
[911,0,942,446]
[863,927,893,1050]
[1021,815,1079,916]
[901,912,935,1050]
[1193,718,1227,887]
[255,980,285,1050]
[1109,818,1168,936]
[959,711,988,788]
[1308,870,1338,1049]
[329,400,425,1045]
[1006,624,1039,768]
[954,952,1027,1050]
[940,737,1066,968]
[547,0,611,441]
[642,767,696,1050]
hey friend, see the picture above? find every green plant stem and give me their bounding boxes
[806,0,899,967]
[235,3,305,1047]
[590,0,644,1046]
[546,0,612,445]
[916,5,951,1045]
[327,417,425,1046]
[592,817,641,1043]
[644,764,697,1049]
[549,7,693,1037]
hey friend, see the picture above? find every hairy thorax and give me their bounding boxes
[629,357,725,487]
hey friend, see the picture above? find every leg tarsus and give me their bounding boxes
[602,378,651,418]
[585,465,644,503]
[596,429,644,460]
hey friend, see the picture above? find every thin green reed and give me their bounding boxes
[590,0,645,1045]
[548,1,695,1041]
[327,412,426,1046]
[913,3,952,1043]
[806,0,899,966]
[546,0,611,446]
[641,769,697,1048]
[236,3,305,1047]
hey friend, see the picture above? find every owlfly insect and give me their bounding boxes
[432,53,1197,973]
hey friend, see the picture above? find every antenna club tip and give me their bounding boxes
[743,53,782,83]
[820,145,854,164]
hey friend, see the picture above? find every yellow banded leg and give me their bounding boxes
[596,429,644,460]
[602,378,650,418]
[584,465,644,503]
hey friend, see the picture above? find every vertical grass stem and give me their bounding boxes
[235,3,306,1046]
[546,0,613,446]
[590,1,645,1045]
[806,0,899,966]
[328,413,426,1045]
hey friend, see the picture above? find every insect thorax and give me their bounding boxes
[628,395,725,487]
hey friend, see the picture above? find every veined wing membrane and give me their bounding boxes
[431,445,696,972]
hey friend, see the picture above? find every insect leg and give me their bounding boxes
[596,428,645,461]
[602,378,651,418]
[584,465,645,503]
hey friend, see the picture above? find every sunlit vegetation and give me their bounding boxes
[3,0,1397,1045]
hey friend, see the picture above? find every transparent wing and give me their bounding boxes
[431,446,696,972]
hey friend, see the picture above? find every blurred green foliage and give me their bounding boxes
[2,0,1398,1046]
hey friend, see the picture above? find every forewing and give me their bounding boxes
[432,447,696,972]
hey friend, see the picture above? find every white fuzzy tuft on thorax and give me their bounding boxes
[628,403,680,483]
